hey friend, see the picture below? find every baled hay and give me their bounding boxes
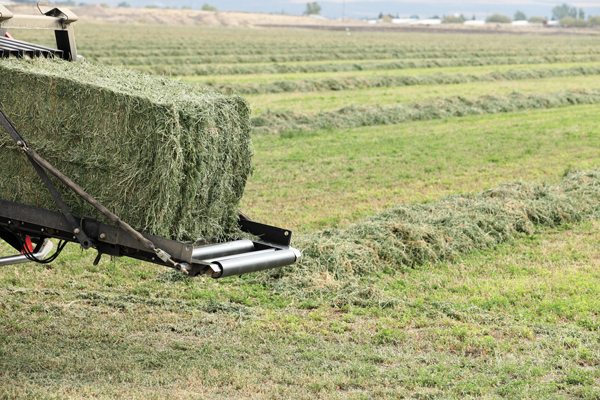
[0,58,253,241]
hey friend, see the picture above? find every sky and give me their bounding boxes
[106,0,600,20]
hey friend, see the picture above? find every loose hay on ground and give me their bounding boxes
[252,89,600,134]
[258,170,600,299]
[0,59,253,241]
[141,55,600,76]
[211,66,600,95]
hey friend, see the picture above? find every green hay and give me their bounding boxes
[258,169,600,299]
[211,66,600,95]
[252,89,600,134]
[137,55,600,76]
[94,48,600,66]
[0,58,253,242]
[97,46,600,62]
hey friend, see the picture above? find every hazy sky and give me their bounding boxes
[116,0,600,20]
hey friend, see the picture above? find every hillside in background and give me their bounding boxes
[7,4,600,34]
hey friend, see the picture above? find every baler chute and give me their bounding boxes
[0,7,300,278]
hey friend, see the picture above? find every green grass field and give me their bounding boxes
[2,22,600,398]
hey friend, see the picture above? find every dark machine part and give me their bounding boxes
[0,36,64,59]
[0,199,300,277]
[0,3,79,61]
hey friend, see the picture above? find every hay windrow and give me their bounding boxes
[252,89,600,134]
[95,48,600,66]
[139,54,600,76]
[0,58,253,242]
[211,66,600,95]
[258,169,600,296]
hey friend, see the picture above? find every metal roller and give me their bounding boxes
[192,239,254,261]
[213,248,300,278]
[203,249,275,263]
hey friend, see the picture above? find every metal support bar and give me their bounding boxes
[0,15,65,30]
[0,199,194,266]
[0,239,53,267]
[54,24,76,61]
[0,109,92,249]
[0,199,300,278]
[0,6,78,61]
[0,5,13,22]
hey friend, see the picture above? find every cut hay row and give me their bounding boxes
[92,48,600,66]
[265,169,600,290]
[209,66,600,95]
[252,89,600,134]
[81,38,600,59]
[0,59,253,242]
[136,55,600,76]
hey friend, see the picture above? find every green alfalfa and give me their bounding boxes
[140,54,600,76]
[251,89,600,134]
[210,66,600,95]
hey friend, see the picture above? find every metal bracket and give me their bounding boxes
[239,219,293,247]
[0,5,13,22]
[43,6,78,26]
[0,4,78,61]
[0,239,54,267]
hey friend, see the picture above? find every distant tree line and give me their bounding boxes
[304,2,321,15]
[410,2,600,28]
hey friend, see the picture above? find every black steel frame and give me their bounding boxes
[0,199,293,276]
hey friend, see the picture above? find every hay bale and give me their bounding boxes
[0,59,253,241]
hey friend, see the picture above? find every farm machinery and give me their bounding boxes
[0,5,300,278]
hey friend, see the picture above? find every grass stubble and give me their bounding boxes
[1,205,599,398]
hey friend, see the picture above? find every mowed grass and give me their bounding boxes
[1,219,600,398]
[246,75,600,113]
[243,104,600,232]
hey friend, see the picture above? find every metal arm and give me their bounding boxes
[0,239,53,267]
[0,4,78,61]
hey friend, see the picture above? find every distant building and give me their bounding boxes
[409,19,441,25]
[464,20,486,26]
[511,20,529,26]
[392,18,414,24]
